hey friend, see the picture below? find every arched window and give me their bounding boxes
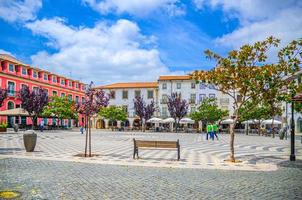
[7,101,14,110]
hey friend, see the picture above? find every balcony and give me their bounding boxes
[7,90,16,97]
[160,99,168,104]
[189,99,196,104]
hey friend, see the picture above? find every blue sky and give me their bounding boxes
[0,0,301,84]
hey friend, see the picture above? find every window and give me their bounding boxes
[122,90,128,99]
[122,105,128,113]
[44,89,48,95]
[161,94,168,104]
[7,82,15,96]
[33,71,38,78]
[135,90,141,98]
[68,94,72,101]
[8,64,14,72]
[21,84,27,90]
[22,67,27,75]
[69,81,72,87]
[208,84,215,89]
[61,79,65,85]
[33,87,38,92]
[52,76,57,83]
[191,82,196,89]
[61,93,65,97]
[176,82,181,89]
[147,90,154,99]
[199,83,206,89]
[162,107,168,117]
[7,101,14,110]
[220,98,229,105]
[237,95,242,102]
[82,97,85,103]
[75,96,79,103]
[52,91,58,96]
[199,94,206,102]
[209,94,216,99]
[191,107,196,113]
[75,83,79,88]
[162,83,167,90]
[110,91,116,99]
[190,94,196,103]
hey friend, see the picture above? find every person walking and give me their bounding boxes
[39,120,44,132]
[206,123,213,140]
[213,123,219,140]
[80,126,85,134]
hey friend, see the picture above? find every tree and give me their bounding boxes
[167,93,188,132]
[42,96,78,126]
[239,101,281,135]
[0,88,7,107]
[19,86,49,129]
[190,98,228,132]
[76,82,109,157]
[99,106,127,130]
[133,97,156,131]
[192,36,302,162]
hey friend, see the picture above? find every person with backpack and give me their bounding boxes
[206,123,213,140]
[213,123,219,140]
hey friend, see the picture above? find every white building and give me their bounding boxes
[93,82,158,129]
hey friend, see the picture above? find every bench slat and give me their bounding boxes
[135,140,178,148]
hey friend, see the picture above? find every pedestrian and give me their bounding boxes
[40,120,44,132]
[213,123,219,140]
[80,126,84,134]
[206,123,213,140]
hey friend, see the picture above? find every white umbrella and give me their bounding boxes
[180,117,195,124]
[242,119,258,124]
[220,118,235,124]
[147,117,162,123]
[262,119,282,125]
[162,118,175,123]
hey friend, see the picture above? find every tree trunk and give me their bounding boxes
[174,121,177,133]
[271,118,275,138]
[84,116,88,157]
[229,122,236,162]
[89,119,92,157]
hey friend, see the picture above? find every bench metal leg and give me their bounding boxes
[136,148,139,159]
[177,147,180,161]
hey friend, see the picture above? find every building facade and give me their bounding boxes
[93,82,158,129]
[0,54,86,128]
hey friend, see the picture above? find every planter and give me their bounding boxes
[23,131,37,152]
[0,127,7,132]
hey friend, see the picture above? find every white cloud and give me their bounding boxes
[82,0,185,17]
[0,49,13,55]
[194,0,302,48]
[25,18,183,84]
[0,0,42,23]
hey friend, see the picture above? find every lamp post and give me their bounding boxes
[290,94,296,161]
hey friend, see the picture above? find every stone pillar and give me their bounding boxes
[104,119,109,129]
[199,121,202,133]
[117,121,121,128]
[128,118,134,129]
[170,122,174,132]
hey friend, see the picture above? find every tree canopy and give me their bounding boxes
[190,98,228,125]
[0,88,7,107]
[43,96,78,121]
[99,106,127,123]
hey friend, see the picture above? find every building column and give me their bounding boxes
[104,119,109,129]
[128,118,134,129]
[117,121,121,128]
[199,121,202,133]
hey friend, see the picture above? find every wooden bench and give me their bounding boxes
[133,139,180,161]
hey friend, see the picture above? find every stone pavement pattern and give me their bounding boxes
[0,158,302,200]
[1,131,302,171]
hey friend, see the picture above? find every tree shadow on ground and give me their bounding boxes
[0,148,23,154]
[277,159,302,169]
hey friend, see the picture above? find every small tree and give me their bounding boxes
[133,97,155,131]
[0,88,7,107]
[19,86,48,129]
[76,82,109,157]
[192,36,302,162]
[99,106,127,130]
[190,98,228,132]
[167,93,188,132]
[43,96,78,126]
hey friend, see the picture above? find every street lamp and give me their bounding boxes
[290,93,296,161]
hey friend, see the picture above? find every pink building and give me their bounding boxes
[0,54,86,128]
